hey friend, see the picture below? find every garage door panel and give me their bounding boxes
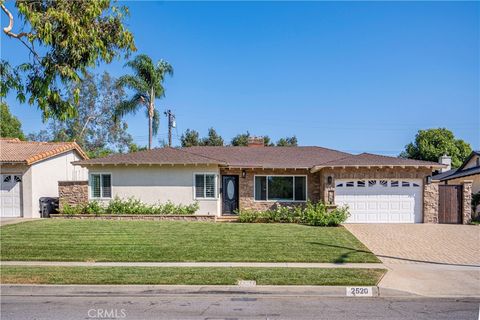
[1,174,22,217]
[336,179,422,224]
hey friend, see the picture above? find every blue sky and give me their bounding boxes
[2,1,479,154]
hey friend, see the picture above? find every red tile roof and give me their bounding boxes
[0,138,88,165]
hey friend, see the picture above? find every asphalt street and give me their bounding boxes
[1,294,479,320]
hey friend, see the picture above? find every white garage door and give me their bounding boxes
[335,179,422,223]
[1,174,22,217]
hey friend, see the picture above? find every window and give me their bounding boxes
[195,174,217,199]
[412,182,420,187]
[3,175,11,183]
[368,180,377,187]
[254,176,307,202]
[357,180,365,187]
[402,181,410,187]
[336,183,343,188]
[346,181,354,187]
[391,180,399,187]
[14,175,22,182]
[380,180,388,187]
[90,174,111,198]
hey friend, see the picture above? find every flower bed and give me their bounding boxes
[237,201,349,226]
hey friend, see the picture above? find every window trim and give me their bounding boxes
[253,174,308,203]
[89,172,112,200]
[193,172,218,201]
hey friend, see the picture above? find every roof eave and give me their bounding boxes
[311,164,445,173]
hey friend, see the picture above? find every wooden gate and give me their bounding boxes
[438,185,463,224]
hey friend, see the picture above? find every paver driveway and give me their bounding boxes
[345,224,480,297]
[344,224,480,266]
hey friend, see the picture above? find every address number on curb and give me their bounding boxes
[346,287,373,297]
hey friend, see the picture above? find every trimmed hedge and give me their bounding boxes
[238,201,349,226]
[62,197,199,215]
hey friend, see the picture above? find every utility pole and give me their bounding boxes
[164,109,176,147]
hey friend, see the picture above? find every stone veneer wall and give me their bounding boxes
[423,181,439,223]
[58,180,88,211]
[462,180,473,224]
[220,168,320,211]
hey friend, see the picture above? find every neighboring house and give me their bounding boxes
[73,137,450,223]
[0,138,88,218]
[433,151,480,194]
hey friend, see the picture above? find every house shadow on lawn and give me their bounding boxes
[308,241,479,267]
[307,242,376,263]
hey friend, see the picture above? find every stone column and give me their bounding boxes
[462,180,473,224]
[58,181,88,211]
[423,180,439,223]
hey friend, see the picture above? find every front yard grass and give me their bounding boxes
[0,220,379,263]
[0,266,385,286]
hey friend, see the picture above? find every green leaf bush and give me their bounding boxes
[237,201,349,226]
[61,197,199,215]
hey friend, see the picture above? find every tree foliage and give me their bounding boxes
[180,129,201,147]
[180,128,224,147]
[115,54,173,149]
[28,71,135,158]
[400,128,472,168]
[0,102,25,140]
[0,0,135,120]
[201,128,224,146]
[276,136,298,147]
[230,131,250,146]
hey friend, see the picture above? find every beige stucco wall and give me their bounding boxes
[29,150,88,217]
[462,155,479,170]
[445,175,480,194]
[88,165,221,216]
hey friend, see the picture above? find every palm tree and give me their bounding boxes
[115,55,173,149]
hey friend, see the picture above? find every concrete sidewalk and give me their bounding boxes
[0,218,39,227]
[0,261,386,269]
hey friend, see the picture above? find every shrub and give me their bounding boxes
[60,197,200,215]
[237,201,349,226]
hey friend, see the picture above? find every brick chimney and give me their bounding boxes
[247,137,264,147]
[438,154,451,172]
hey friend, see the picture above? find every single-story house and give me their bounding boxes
[0,138,88,218]
[433,151,480,194]
[71,137,473,224]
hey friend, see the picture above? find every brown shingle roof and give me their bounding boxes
[74,146,443,169]
[74,147,226,166]
[0,139,88,165]
[312,153,444,170]
[185,146,351,168]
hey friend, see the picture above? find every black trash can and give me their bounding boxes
[39,197,59,218]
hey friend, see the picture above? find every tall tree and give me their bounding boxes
[0,102,25,140]
[201,128,224,146]
[230,131,250,146]
[181,129,201,147]
[400,128,472,168]
[115,55,173,149]
[276,136,298,147]
[262,135,275,147]
[28,71,134,158]
[0,0,135,120]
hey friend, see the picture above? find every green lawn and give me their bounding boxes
[0,220,379,263]
[0,266,385,286]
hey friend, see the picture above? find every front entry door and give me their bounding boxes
[222,175,239,215]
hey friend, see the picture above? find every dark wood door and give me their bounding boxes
[222,175,239,215]
[438,185,463,224]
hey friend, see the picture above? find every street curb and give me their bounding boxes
[1,284,381,298]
